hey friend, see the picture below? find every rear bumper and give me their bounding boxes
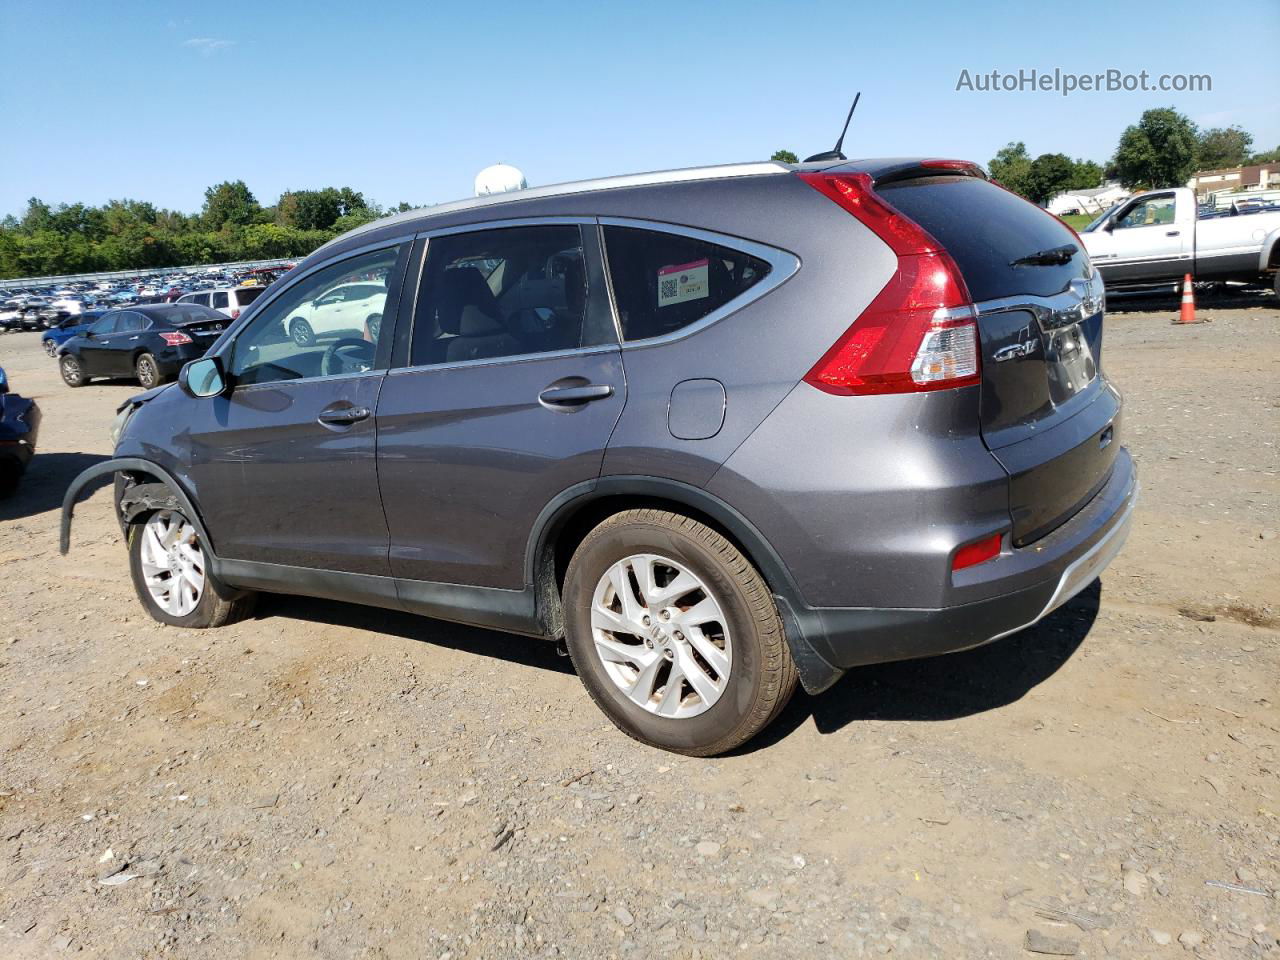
[777,447,1136,685]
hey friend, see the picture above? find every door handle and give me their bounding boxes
[317,405,371,425]
[538,384,614,405]
[1165,230,1180,237]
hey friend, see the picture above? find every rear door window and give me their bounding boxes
[211,291,230,310]
[602,226,771,342]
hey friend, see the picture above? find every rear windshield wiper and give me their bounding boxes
[1010,243,1077,267]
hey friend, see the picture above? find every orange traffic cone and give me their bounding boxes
[1173,273,1203,324]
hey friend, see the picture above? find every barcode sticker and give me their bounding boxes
[657,258,709,308]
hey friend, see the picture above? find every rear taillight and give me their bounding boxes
[231,309,240,319]
[160,331,192,346]
[798,172,980,396]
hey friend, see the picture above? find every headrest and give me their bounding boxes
[435,266,500,334]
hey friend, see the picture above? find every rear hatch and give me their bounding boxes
[876,174,1120,545]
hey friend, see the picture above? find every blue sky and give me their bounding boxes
[2,0,1277,218]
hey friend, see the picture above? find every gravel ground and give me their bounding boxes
[1,293,1277,959]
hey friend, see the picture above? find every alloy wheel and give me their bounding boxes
[590,553,732,719]
[138,511,206,617]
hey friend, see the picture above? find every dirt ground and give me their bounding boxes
[1,294,1277,959]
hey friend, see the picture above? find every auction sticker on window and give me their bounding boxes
[657,258,709,308]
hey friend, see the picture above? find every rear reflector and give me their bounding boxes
[160,331,193,346]
[952,532,1003,571]
[798,172,980,395]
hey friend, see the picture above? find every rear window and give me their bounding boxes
[876,176,1090,302]
[235,287,265,307]
[602,227,770,342]
[166,306,222,325]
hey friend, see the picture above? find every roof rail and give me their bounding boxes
[319,161,791,252]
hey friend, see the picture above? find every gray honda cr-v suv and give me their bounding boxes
[62,159,1136,755]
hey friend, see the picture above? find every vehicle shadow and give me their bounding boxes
[741,580,1102,752]
[259,580,1100,745]
[254,594,576,676]
[0,451,112,522]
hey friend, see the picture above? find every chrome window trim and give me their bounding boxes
[413,215,596,240]
[596,216,801,349]
[388,343,619,377]
[229,368,385,395]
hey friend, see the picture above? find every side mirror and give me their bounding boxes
[179,356,227,398]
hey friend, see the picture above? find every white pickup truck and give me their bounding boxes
[1080,186,1280,295]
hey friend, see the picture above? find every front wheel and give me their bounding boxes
[127,506,254,628]
[562,509,797,756]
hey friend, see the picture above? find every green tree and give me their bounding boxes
[1069,159,1104,190]
[1196,126,1253,170]
[1246,145,1280,164]
[1026,153,1075,205]
[201,180,260,230]
[770,149,799,164]
[1112,108,1199,189]
[988,142,1033,197]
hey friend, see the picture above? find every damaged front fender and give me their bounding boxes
[59,457,216,558]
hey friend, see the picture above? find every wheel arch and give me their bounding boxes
[526,477,843,694]
[61,457,218,563]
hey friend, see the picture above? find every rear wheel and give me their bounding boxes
[562,509,797,756]
[135,352,160,388]
[60,354,86,387]
[43,338,57,357]
[290,318,315,346]
[127,508,254,629]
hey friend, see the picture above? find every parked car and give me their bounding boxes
[0,366,41,497]
[60,159,1136,755]
[42,309,107,356]
[276,279,389,345]
[58,304,229,389]
[1082,186,1280,293]
[176,286,265,321]
[0,300,24,332]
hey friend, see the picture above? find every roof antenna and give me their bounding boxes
[804,93,860,163]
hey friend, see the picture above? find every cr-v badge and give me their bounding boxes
[993,337,1039,362]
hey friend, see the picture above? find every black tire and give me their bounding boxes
[43,338,57,357]
[126,498,255,629]
[290,318,315,346]
[562,509,798,756]
[135,352,162,388]
[60,354,86,387]
[366,313,382,342]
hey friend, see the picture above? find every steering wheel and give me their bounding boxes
[322,338,375,377]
